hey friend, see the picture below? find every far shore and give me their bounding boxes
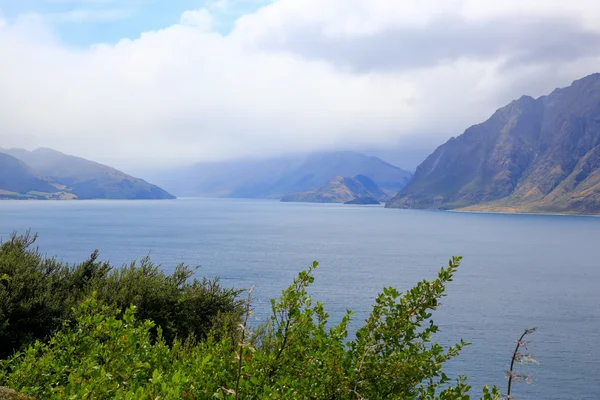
[449,208,599,218]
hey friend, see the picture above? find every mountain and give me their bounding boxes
[281,175,386,204]
[387,73,600,214]
[151,155,307,198]
[266,152,410,198]
[0,148,175,200]
[152,151,412,199]
[0,153,71,199]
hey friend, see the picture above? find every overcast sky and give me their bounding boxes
[1,0,600,171]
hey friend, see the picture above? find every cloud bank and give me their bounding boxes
[1,0,600,170]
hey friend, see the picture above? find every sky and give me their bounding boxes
[1,0,600,172]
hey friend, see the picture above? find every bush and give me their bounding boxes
[0,257,501,399]
[0,232,242,359]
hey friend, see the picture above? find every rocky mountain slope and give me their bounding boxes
[387,73,600,214]
[281,175,386,204]
[0,148,175,200]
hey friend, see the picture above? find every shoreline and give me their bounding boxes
[448,208,599,218]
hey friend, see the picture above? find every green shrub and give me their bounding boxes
[0,257,501,399]
[0,232,242,359]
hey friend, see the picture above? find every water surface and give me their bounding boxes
[1,198,598,399]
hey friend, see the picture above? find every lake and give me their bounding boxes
[1,198,599,399]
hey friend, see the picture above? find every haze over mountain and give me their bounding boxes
[0,148,174,200]
[151,151,411,199]
[281,175,387,204]
[387,73,600,215]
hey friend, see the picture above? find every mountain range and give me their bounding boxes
[0,148,175,200]
[4,73,600,213]
[387,73,600,215]
[151,151,412,199]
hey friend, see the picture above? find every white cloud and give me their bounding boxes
[0,0,600,171]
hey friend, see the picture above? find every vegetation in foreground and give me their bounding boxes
[0,231,242,359]
[0,232,536,399]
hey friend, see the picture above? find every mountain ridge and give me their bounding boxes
[151,151,412,199]
[0,148,175,200]
[387,73,600,214]
[0,153,71,199]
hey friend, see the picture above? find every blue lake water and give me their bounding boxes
[1,198,599,399]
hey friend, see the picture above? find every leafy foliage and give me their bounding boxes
[0,231,242,359]
[1,254,501,399]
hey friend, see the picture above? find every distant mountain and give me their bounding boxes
[266,152,410,198]
[281,175,386,204]
[152,151,411,199]
[0,153,70,199]
[0,148,175,200]
[152,155,306,198]
[387,73,600,215]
